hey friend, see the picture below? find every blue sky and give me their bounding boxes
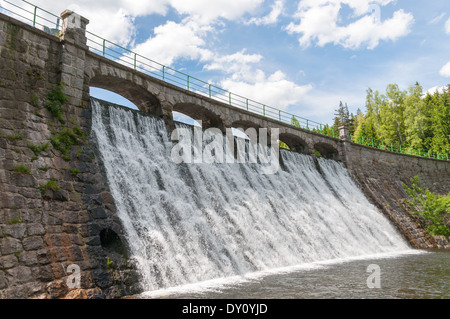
[3,0,450,125]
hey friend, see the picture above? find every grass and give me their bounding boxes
[38,179,60,197]
[30,92,39,107]
[69,168,80,176]
[5,133,24,141]
[106,257,114,270]
[13,165,31,175]
[28,142,49,157]
[9,217,23,224]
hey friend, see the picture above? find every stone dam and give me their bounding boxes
[0,11,449,299]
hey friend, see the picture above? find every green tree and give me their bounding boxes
[428,86,450,155]
[291,115,300,128]
[403,83,431,151]
[333,101,350,130]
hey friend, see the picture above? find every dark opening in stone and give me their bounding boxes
[100,228,126,256]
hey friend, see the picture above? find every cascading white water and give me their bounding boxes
[90,98,410,292]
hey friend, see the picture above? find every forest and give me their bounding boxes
[330,83,450,158]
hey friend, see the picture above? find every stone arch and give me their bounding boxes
[173,103,224,131]
[314,142,339,160]
[279,133,309,154]
[231,120,261,132]
[230,120,261,142]
[89,75,162,116]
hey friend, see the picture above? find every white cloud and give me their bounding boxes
[204,50,263,77]
[246,0,284,26]
[285,0,414,49]
[426,86,446,95]
[428,12,446,25]
[168,0,264,23]
[440,61,450,77]
[221,70,313,110]
[203,49,312,110]
[131,18,214,66]
[445,18,450,34]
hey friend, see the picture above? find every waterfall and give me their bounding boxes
[90,98,410,292]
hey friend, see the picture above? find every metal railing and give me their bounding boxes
[0,0,61,36]
[1,0,448,161]
[350,134,449,161]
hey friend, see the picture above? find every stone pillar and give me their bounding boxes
[60,10,89,46]
[338,126,351,167]
[59,10,89,107]
[339,125,350,141]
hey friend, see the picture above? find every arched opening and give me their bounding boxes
[173,111,201,127]
[314,142,339,160]
[90,87,139,110]
[89,75,162,116]
[231,120,262,141]
[279,133,309,154]
[173,103,224,131]
[231,120,260,133]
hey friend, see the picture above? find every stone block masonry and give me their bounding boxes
[0,12,140,299]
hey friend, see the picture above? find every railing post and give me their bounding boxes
[263,105,265,116]
[162,66,165,81]
[279,110,281,121]
[33,6,37,27]
[187,76,190,91]
[246,99,248,111]
[229,92,231,105]
[102,39,105,57]
[133,53,137,70]
[209,84,211,98]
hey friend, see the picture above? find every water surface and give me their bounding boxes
[137,250,449,299]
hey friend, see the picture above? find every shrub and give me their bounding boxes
[50,127,85,161]
[402,176,450,236]
[45,82,69,123]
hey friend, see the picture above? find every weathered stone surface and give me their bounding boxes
[2,223,26,239]
[0,237,23,255]
[22,236,44,251]
[46,280,68,299]
[64,288,87,299]
[0,255,18,269]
